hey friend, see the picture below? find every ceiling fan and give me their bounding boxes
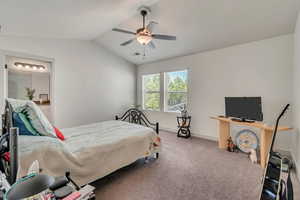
[112,8,176,49]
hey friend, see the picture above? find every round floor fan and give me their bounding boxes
[235,129,259,153]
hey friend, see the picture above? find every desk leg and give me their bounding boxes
[218,121,230,149]
[260,129,273,168]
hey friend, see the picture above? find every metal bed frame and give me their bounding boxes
[115,108,159,158]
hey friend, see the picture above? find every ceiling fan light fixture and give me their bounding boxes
[137,34,152,45]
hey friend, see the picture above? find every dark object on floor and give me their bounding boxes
[227,136,238,152]
[177,116,191,138]
[54,185,73,198]
[49,176,69,191]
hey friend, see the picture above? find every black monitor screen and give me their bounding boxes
[225,97,263,121]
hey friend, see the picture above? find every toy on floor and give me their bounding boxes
[227,137,238,152]
[249,148,258,164]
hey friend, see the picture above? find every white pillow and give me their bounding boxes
[7,98,56,138]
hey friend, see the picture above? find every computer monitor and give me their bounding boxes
[225,97,263,121]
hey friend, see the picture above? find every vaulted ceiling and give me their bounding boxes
[96,0,300,64]
[0,0,157,39]
[0,0,300,65]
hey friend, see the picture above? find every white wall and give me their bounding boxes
[138,35,294,150]
[292,12,300,180]
[0,36,136,128]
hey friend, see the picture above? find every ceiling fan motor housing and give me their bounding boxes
[138,6,151,16]
[141,10,147,17]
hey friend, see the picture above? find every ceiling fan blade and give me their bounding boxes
[112,28,136,35]
[152,34,176,40]
[120,38,135,46]
[148,41,156,49]
[146,21,158,32]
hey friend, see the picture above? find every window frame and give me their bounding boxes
[164,69,188,113]
[141,69,189,113]
[142,73,161,111]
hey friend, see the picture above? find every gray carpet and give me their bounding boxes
[91,131,294,200]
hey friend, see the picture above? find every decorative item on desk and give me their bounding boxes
[227,137,238,152]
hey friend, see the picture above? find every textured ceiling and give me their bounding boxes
[0,0,299,65]
[0,0,157,40]
[96,0,300,64]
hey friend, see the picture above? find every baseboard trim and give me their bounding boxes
[159,127,218,142]
[159,127,177,133]
[192,133,218,141]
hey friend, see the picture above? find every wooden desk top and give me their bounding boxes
[210,116,292,132]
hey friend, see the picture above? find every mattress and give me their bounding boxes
[18,120,161,185]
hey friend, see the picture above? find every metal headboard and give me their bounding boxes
[115,108,159,134]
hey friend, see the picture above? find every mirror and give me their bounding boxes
[6,56,52,122]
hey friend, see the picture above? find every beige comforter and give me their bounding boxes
[18,120,161,185]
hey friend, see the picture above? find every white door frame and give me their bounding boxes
[0,50,55,125]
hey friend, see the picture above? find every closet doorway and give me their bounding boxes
[5,56,53,123]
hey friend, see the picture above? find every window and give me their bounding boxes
[141,70,188,112]
[142,73,160,111]
[165,70,188,112]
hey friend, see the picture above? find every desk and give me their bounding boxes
[211,117,292,168]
